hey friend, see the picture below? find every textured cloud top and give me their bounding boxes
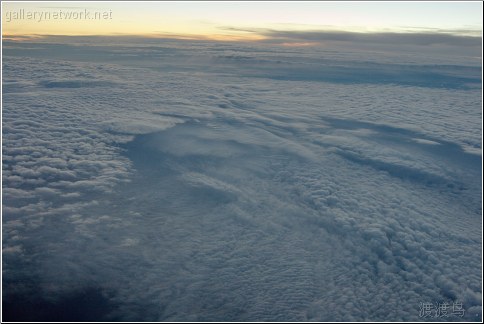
[2,38,482,321]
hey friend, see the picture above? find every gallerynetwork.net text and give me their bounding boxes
[4,9,113,23]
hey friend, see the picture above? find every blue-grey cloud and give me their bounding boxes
[220,26,482,47]
[2,36,482,322]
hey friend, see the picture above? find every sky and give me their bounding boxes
[2,1,483,40]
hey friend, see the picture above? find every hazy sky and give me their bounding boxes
[2,1,483,40]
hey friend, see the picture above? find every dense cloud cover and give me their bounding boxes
[2,37,482,321]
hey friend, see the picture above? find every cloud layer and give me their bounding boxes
[2,37,482,321]
[218,26,481,46]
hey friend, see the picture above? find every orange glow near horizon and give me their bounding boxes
[280,42,319,47]
[1,32,269,43]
